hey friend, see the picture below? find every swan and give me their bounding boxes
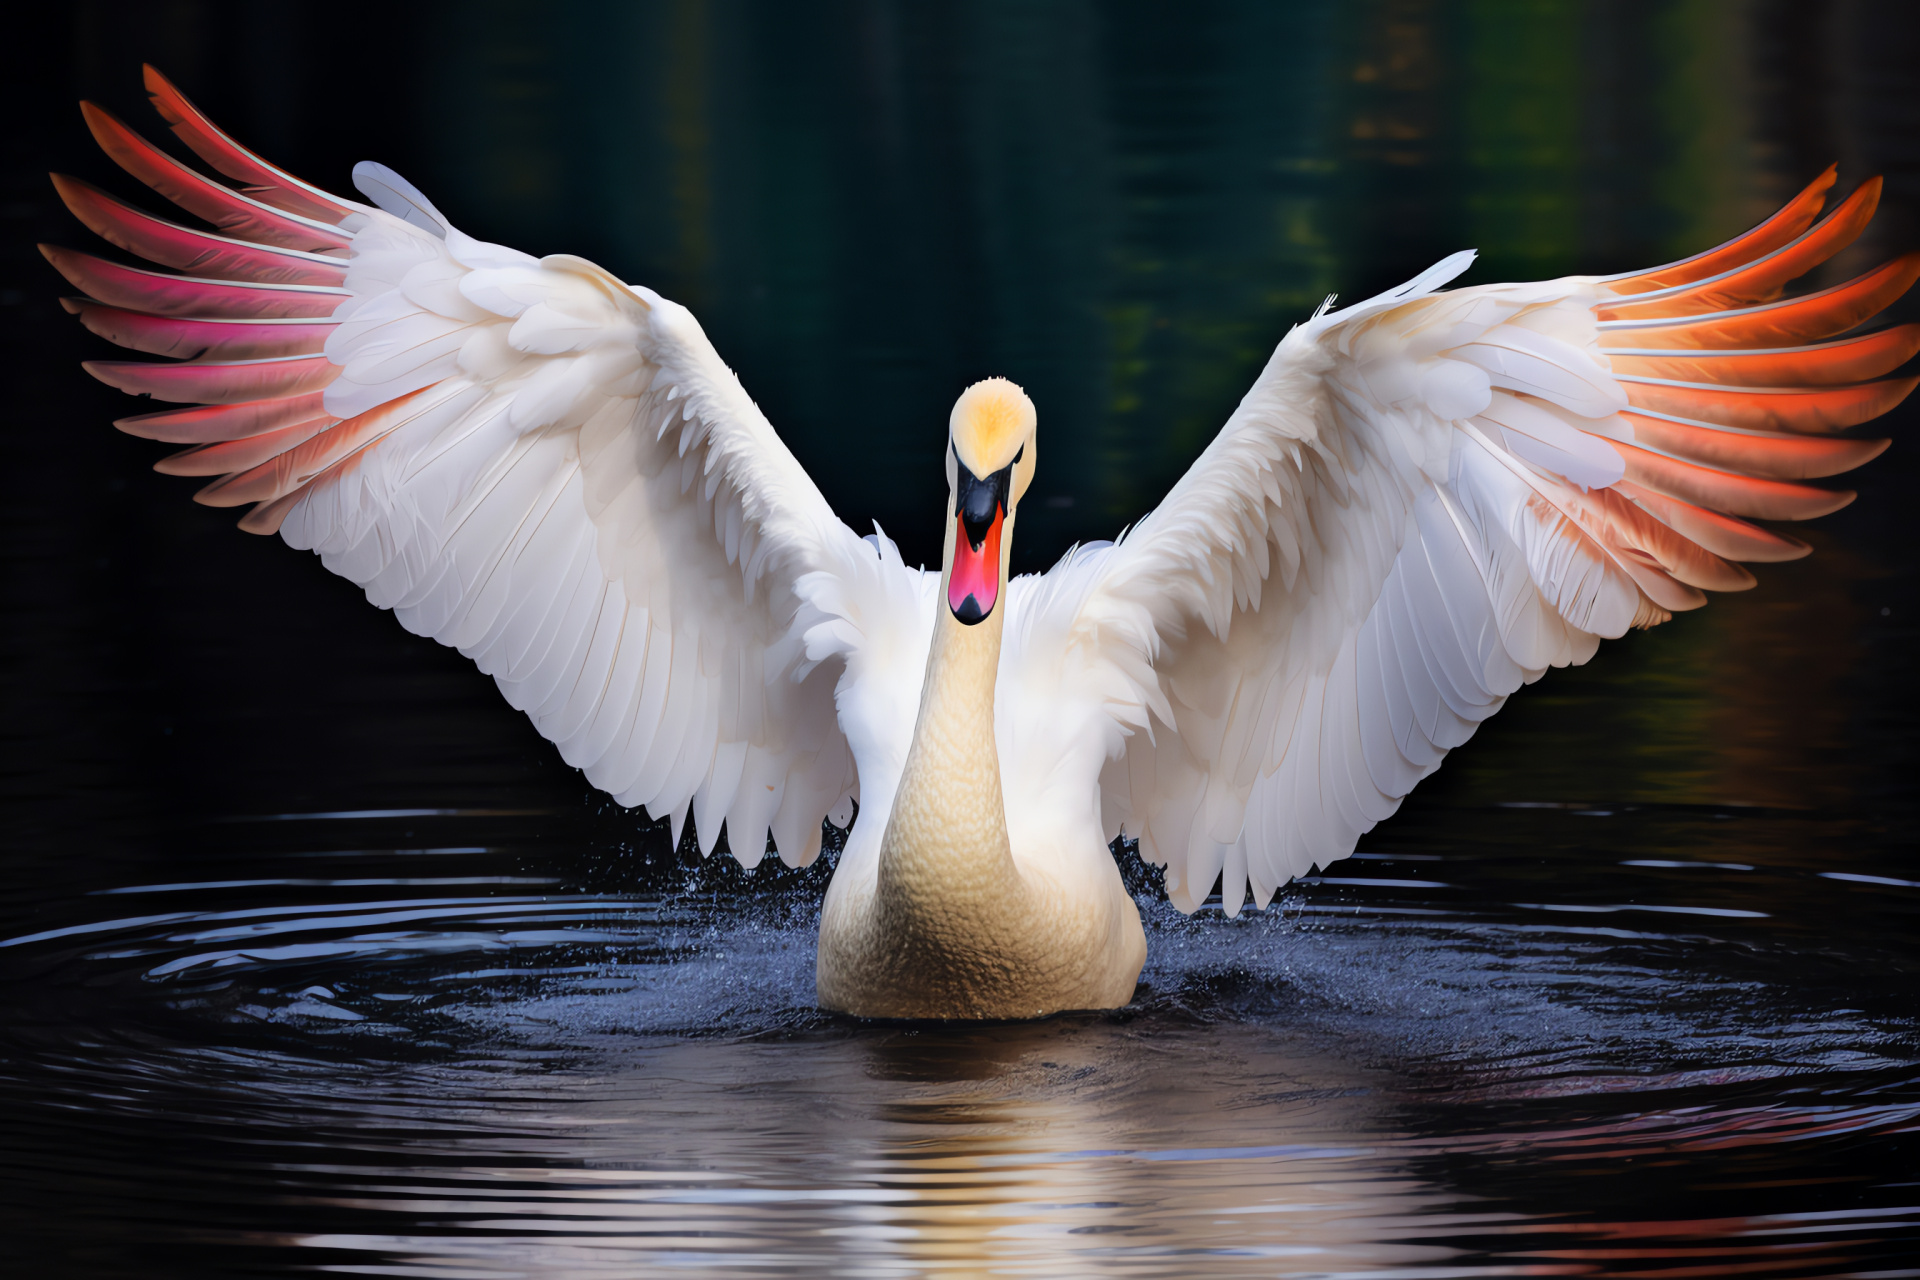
[49,69,1912,1019]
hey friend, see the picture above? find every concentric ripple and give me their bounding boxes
[1,804,1915,1278]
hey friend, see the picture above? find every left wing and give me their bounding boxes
[47,67,904,866]
[1079,169,1913,913]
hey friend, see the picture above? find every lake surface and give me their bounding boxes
[2,4,1917,1275]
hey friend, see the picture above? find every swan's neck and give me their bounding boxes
[877,596,1025,921]
[815,476,1150,1018]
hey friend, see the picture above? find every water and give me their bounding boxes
[4,804,1916,1275]
[3,4,1918,1276]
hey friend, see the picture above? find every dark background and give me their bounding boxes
[2,1,1915,848]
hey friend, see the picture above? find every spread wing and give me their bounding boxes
[49,66,896,867]
[1081,167,1913,913]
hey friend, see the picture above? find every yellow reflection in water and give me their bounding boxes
[289,1022,1480,1277]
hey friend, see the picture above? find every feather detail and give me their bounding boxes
[1598,253,1920,350]
[78,102,349,253]
[1600,178,1881,317]
[154,415,340,475]
[1621,375,1918,433]
[1620,410,1887,480]
[63,299,335,360]
[1599,165,1836,293]
[51,175,348,285]
[1614,481,1809,563]
[83,353,338,405]
[1604,324,1920,387]
[1617,441,1854,520]
[115,393,332,443]
[40,245,349,319]
[193,383,450,507]
[141,65,360,224]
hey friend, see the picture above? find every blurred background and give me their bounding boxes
[2,0,1913,833]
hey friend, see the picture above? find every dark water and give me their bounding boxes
[3,4,1919,1276]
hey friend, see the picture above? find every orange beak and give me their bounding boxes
[948,504,1003,624]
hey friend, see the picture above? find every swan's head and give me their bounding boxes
[944,377,1037,625]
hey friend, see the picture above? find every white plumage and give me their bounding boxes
[54,69,1911,1016]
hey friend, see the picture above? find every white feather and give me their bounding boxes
[155,150,1820,938]
[1075,261,1679,909]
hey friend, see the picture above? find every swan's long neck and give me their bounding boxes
[816,390,1149,1017]
[876,563,1026,927]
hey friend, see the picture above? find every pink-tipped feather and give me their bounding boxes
[51,174,347,286]
[79,102,349,254]
[154,416,340,476]
[115,394,334,444]
[83,353,338,405]
[40,245,349,319]
[63,298,335,360]
[1615,482,1811,563]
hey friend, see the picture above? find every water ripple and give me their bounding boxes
[0,810,1914,1277]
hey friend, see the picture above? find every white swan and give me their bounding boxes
[51,69,1912,1018]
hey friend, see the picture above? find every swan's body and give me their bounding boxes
[817,561,1146,1017]
[52,70,1913,1018]
[817,387,1147,1015]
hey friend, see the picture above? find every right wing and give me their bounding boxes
[48,66,896,867]
[1076,168,1911,913]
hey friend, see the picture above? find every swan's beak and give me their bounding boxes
[949,460,1011,625]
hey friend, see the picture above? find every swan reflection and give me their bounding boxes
[286,1023,1467,1276]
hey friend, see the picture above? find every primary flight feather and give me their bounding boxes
[50,68,1910,1018]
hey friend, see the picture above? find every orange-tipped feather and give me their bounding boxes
[141,65,357,224]
[1548,483,1726,607]
[195,386,442,508]
[1622,411,1889,480]
[154,416,339,476]
[1620,375,1917,433]
[1615,441,1855,520]
[1605,544,1711,612]
[1598,253,1920,350]
[1615,507,1758,590]
[1616,481,1810,563]
[1605,323,1920,387]
[235,486,307,536]
[1601,165,1837,294]
[83,353,338,405]
[115,394,333,444]
[1599,178,1882,320]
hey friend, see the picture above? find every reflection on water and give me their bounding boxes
[4,1,1918,1276]
[2,803,1915,1276]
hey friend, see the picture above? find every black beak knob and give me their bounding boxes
[959,475,1000,549]
[954,457,1014,551]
